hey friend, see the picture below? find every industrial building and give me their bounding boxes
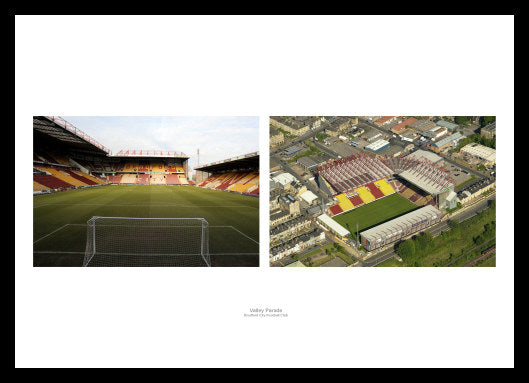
[283,145,304,157]
[435,119,460,132]
[296,156,319,171]
[272,172,297,187]
[460,143,496,166]
[431,132,465,152]
[410,119,436,132]
[421,126,448,140]
[391,117,418,135]
[365,139,390,153]
[360,205,443,251]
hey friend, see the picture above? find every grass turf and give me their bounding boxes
[33,185,259,267]
[332,193,418,240]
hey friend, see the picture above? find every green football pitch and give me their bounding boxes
[332,193,418,240]
[33,185,259,267]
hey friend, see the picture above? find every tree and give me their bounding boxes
[480,116,496,127]
[455,116,471,125]
[448,219,462,239]
[416,232,434,254]
[397,240,416,261]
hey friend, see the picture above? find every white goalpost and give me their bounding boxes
[83,217,210,267]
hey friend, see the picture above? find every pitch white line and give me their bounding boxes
[225,226,259,244]
[33,251,85,254]
[34,203,257,209]
[33,251,258,255]
[33,224,70,244]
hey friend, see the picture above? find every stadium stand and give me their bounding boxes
[150,174,166,185]
[120,174,137,184]
[195,152,259,196]
[165,174,181,185]
[64,169,96,185]
[318,154,394,194]
[36,166,89,187]
[150,162,165,172]
[355,186,376,204]
[375,178,396,196]
[349,194,364,207]
[318,153,455,200]
[329,204,344,215]
[33,181,50,191]
[123,162,137,172]
[178,175,189,185]
[336,193,355,212]
[108,175,122,184]
[71,170,106,184]
[136,174,150,185]
[138,161,149,172]
[365,182,385,199]
[33,117,193,193]
[33,173,72,189]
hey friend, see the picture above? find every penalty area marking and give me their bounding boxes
[33,223,259,245]
[213,226,259,244]
[33,224,70,244]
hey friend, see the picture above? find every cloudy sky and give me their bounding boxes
[62,116,259,171]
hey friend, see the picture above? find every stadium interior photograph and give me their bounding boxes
[33,116,260,267]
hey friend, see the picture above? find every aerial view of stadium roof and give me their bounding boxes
[360,205,443,246]
[398,168,453,195]
[405,149,443,164]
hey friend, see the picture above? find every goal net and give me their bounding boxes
[83,217,210,267]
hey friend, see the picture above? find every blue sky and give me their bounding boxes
[62,116,259,171]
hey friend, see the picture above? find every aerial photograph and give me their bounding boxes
[270,116,496,267]
[33,116,260,267]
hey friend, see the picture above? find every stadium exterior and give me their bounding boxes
[360,205,443,251]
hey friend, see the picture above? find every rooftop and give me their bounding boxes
[365,139,390,152]
[300,190,318,204]
[433,132,464,148]
[392,117,418,134]
[317,213,350,237]
[272,172,297,186]
[410,119,436,132]
[435,119,460,131]
[360,205,443,242]
[405,149,443,164]
[460,143,496,162]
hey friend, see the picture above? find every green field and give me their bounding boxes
[333,194,418,239]
[33,185,259,267]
